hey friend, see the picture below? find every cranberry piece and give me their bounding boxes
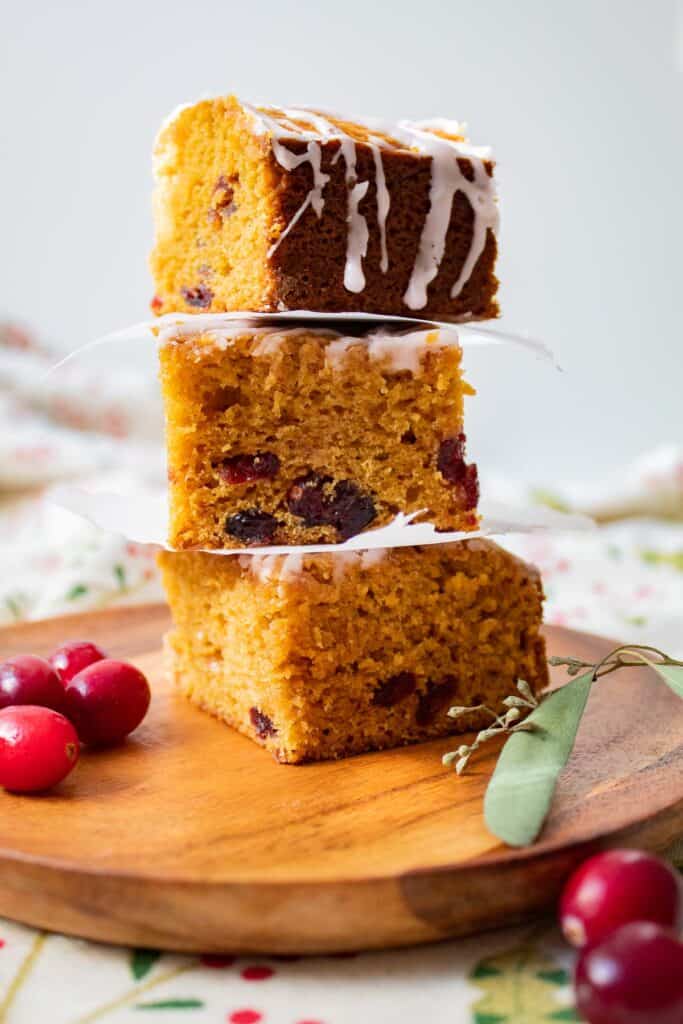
[286,473,330,526]
[0,655,65,713]
[560,849,682,949]
[437,433,480,510]
[225,509,280,544]
[64,660,151,746]
[326,480,376,540]
[575,922,683,1024]
[372,672,416,707]
[0,706,79,792]
[49,640,107,684]
[150,294,163,313]
[250,707,276,738]
[287,474,376,540]
[212,176,237,219]
[218,452,280,485]
[181,285,213,309]
[416,678,457,726]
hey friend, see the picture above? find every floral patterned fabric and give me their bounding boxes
[1,322,682,1019]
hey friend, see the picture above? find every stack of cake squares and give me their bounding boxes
[152,96,548,764]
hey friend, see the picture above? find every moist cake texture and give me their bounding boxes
[158,539,547,763]
[159,321,479,549]
[151,96,499,320]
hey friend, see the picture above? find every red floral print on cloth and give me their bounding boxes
[228,1011,263,1024]
[241,965,274,981]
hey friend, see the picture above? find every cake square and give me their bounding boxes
[158,322,479,549]
[151,96,499,321]
[158,540,548,763]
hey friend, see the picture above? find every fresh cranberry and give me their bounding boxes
[0,706,79,792]
[575,922,683,1024]
[560,849,682,949]
[372,672,416,707]
[218,452,280,485]
[181,285,213,308]
[225,509,280,544]
[250,707,276,738]
[64,660,150,746]
[0,655,65,712]
[437,434,479,510]
[49,640,107,684]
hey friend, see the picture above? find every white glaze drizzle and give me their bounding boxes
[332,138,370,292]
[244,104,378,292]
[159,319,460,374]
[324,327,458,375]
[370,143,390,273]
[242,102,497,309]
[241,549,388,587]
[396,122,499,307]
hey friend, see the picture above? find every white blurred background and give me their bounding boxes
[1,0,681,479]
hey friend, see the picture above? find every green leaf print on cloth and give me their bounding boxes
[131,948,162,980]
[135,998,204,1010]
[470,939,580,1022]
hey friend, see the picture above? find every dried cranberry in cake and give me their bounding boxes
[372,672,416,707]
[437,433,479,510]
[225,509,280,544]
[217,452,280,485]
[211,175,237,218]
[286,473,330,526]
[327,480,376,540]
[181,285,213,308]
[416,678,458,726]
[250,707,276,738]
[287,474,376,540]
[150,294,163,313]
[460,464,480,511]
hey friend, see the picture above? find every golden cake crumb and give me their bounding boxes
[158,324,479,548]
[158,539,548,763]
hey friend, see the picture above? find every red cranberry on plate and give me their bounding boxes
[64,659,151,746]
[0,655,65,713]
[49,640,107,684]
[0,705,79,792]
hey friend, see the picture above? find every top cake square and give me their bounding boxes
[150,96,499,321]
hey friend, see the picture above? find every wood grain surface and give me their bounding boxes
[0,605,681,953]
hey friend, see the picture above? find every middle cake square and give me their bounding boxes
[159,321,480,549]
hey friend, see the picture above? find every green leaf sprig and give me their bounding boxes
[444,645,683,848]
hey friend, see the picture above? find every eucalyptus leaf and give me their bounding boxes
[642,660,683,700]
[484,671,593,847]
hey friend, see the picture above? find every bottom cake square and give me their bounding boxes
[158,540,548,763]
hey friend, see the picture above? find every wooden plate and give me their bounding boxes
[0,606,681,954]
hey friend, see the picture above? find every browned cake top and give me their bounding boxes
[240,100,498,307]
